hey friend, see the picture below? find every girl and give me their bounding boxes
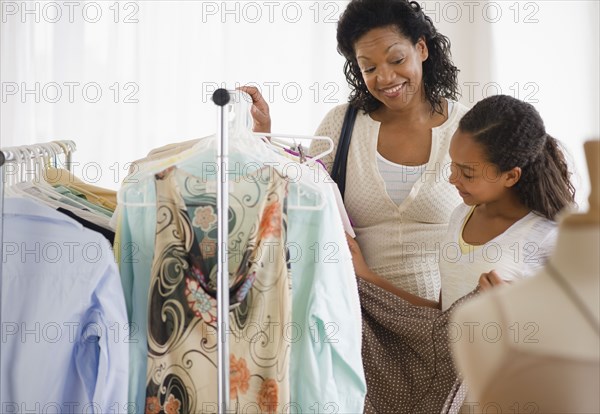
[349,94,576,309]
[350,94,576,414]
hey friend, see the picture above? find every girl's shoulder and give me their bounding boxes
[503,212,559,258]
[520,212,558,235]
[524,213,559,244]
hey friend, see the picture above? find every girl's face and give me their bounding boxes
[354,26,428,113]
[448,129,520,206]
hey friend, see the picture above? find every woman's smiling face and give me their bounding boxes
[354,26,428,112]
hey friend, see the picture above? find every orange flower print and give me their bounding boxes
[145,396,161,414]
[165,394,181,414]
[193,206,217,231]
[258,201,281,239]
[199,236,217,259]
[257,378,279,413]
[229,354,250,400]
[185,277,217,324]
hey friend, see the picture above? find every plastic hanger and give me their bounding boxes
[255,132,334,167]
[1,142,90,212]
[119,90,325,210]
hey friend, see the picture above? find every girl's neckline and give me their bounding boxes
[460,204,535,248]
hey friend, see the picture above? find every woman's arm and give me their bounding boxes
[346,234,440,309]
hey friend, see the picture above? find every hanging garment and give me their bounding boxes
[0,197,128,412]
[144,166,291,413]
[287,162,366,413]
[43,167,118,209]
[358,278,476,414]
[117,136,365,413]
[56,207,116,245]
[11,181,113,229]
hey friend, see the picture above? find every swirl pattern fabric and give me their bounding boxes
[145,166,291,413]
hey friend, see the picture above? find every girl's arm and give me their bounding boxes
[478,270,510,291]
[346,234,440,309]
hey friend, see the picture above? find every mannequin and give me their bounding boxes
[451,140,600,414]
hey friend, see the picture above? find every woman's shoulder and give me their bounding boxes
[320,102,351,123]
[440,99,470,131]
[454,101,470,119]
[315,102,374,141]
[319,102,373,124]
[314,104,350,146]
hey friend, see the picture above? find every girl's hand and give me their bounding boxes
[237,85,271,133]
[477,270,510,291]
[346,233,375,281]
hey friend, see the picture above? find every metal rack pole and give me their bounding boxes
[212,88,230,413]
[0,149,5,404]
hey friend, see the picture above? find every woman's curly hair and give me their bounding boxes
[336,0,460,114]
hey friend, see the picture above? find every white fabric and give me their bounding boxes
[330,178,356,237]
[440,203,558,310]
[310,101,468,300]
[0,1,346,191]
[1,2,596,206]
[376,153,426,205]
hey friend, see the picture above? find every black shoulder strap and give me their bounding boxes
[330,104,358,200]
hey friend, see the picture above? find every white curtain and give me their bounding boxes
[435,0,599,208]
[2,0,598,208]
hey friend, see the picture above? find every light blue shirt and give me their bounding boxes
[289,164,367,414]
[1,197,129,413]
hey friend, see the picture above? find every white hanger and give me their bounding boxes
[253,132,334,167]
[118,90,325,210]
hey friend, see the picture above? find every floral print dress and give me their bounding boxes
[145,166,291,413]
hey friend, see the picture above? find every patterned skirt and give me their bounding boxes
[358,279,477,414]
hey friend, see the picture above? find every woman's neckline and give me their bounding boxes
[365,98,455,130]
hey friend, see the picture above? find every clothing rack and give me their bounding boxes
[0,149,5,404]
[0,139,77,272]
[0,140,76,186]
[0,141,77,403]
[213,88,231,413]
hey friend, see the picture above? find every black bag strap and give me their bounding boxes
[330,104,358,200]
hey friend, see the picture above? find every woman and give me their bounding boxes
[242,0,468,301]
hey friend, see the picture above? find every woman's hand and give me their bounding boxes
[237,85,271,133]
[477,270,510,291]
[346,233,376,281]
[346,233,440,308]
